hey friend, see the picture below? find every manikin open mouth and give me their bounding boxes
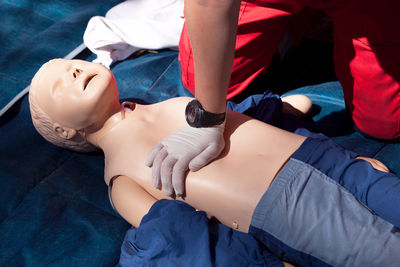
[83,74,97,90]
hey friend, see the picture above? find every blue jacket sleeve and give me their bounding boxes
[119,199,283,267]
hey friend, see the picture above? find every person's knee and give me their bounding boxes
[353,116,400,141]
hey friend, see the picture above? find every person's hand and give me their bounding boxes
[145,124,225,197]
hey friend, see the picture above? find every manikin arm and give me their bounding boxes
[110,175,293,267]
[110,175,157,228]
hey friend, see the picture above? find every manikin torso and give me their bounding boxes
[98,97,306,232]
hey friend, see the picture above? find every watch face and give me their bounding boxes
[186,102,196,124]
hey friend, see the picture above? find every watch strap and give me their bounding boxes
[186,100,226,128]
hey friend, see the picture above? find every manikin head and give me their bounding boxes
[29,58,121,152]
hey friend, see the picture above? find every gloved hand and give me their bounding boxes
[145,124,225,197]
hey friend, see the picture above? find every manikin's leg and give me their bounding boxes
[281,94,312,118]
[355,156,390,173]
[249,136,400,266]
[281,94,390,171]
[281,95,390,172]
[291,131,400,227]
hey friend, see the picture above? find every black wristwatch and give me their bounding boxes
[185,99,226,128]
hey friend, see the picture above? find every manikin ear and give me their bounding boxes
[53,123,77,140]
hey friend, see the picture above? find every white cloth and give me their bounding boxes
[83,0,184,68]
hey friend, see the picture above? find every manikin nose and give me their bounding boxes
[72,68,82,78]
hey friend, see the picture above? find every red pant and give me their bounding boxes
[179,0,400,139]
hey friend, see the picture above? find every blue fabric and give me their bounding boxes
[0,0,123,111]
[250,155,400,266]
[0,96,129,266]
[227,91,317,134]
[281,82,400,174]
[119,199,282,267]
[108,50,193,103]
[292,135,400,228]
[227,91,282,126]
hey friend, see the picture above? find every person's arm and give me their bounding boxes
[110,175,157,227]
[146,0,241,197]
[184,0,241,113]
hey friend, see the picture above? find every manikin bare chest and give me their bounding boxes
[100,98,305,232]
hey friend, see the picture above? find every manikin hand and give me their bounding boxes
[356,156,390,173]
[145,124,225,197]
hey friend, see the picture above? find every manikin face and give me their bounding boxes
[33,59,120,130]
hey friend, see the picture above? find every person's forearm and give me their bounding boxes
[184,0,241,113]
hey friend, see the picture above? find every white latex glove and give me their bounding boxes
[145,124,225,197]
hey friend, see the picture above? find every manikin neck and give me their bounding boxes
[86,102,136,148]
